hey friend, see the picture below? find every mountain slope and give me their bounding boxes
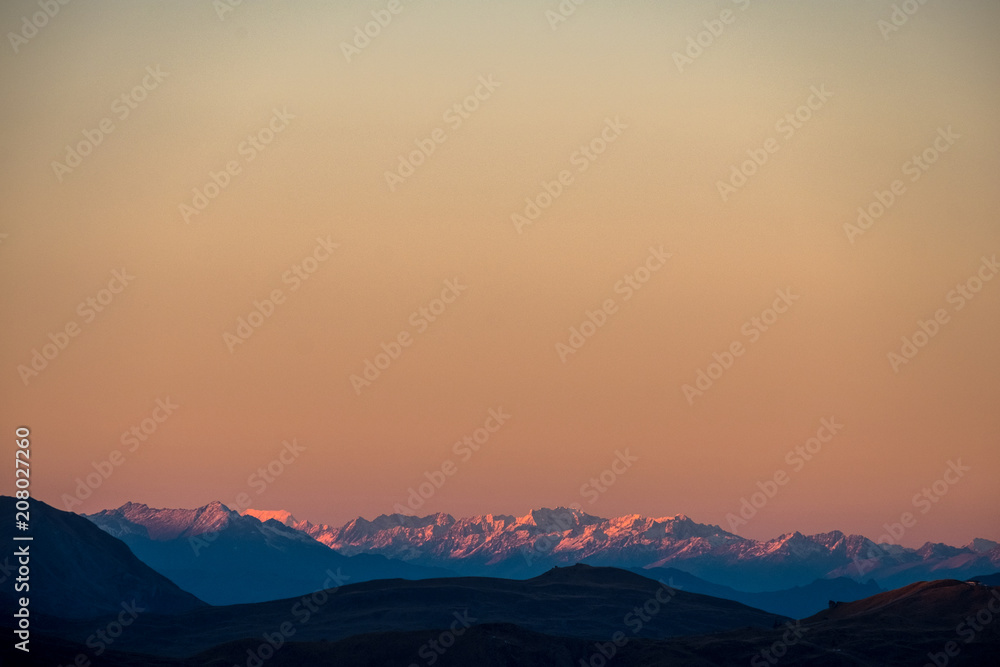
[0,496,205,618]
[86,501,453,605]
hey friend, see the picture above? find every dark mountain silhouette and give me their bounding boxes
[806,578,1000,626]
[9,573,999,666]
[86,501,454,605]
[0,496,204,618]
[628,566,883,618]
[29,564,786,659]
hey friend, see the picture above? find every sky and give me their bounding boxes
[1,0,998,549]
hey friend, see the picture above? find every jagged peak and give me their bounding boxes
[91,500,238,540]
[804,529,850,549]
[766,531,810,548]
[357,512,455,530]
[813,529,847,540]
[964,538,999,554]
[516,507,594,529]
[117,501,150,511]
[108,500,231,515]
[242,508,298,527]
[200,500,233,514]
[915,541,968,558]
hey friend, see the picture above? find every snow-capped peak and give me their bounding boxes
[242,508,298,527]
[965,537,999,554]
[88,500,236,540]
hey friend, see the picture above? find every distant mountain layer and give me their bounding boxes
[86,501,453,605]
[246,506,1000,591]
[628,567,883,618]
[970,572,1000,586]
[0,497,205,618]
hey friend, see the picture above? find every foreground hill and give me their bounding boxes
[29,564,786,659]
[86,501,453,604]
[8,577,999,666]
[0,496,204,618]
[805,578,1000,627]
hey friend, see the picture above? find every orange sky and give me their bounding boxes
[1,0,998,548]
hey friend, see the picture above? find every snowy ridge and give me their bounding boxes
[91,501,999,590]
[241,505,1000,589]
[92,500,236,540]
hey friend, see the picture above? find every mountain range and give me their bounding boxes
[4,496,999,666]
[85,501,453,605]
[238,505,1000,591]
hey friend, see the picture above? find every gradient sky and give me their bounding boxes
[2,0,998,548]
